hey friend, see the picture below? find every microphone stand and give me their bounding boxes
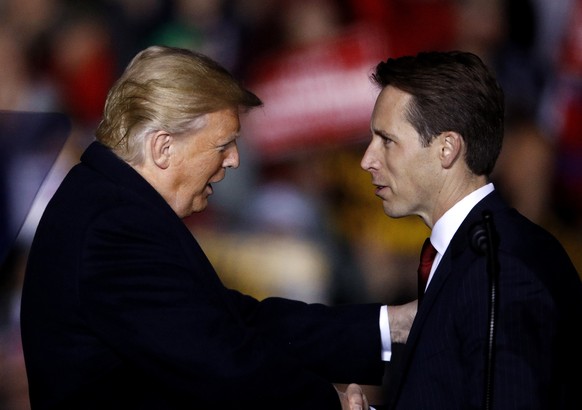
[470,210,499,410]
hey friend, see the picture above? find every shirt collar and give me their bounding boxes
[431,183,495,255]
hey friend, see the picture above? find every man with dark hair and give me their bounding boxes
[362,50,582,409]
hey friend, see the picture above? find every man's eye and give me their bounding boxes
[382,136,393,145]
[218,140,236,151]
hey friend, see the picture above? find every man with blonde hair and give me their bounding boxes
[20,45,414,410]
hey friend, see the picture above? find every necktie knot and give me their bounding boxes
[418,238,437,300]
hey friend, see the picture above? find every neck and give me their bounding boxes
[427,174,488,228]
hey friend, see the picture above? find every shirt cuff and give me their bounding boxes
[380,305,392,361]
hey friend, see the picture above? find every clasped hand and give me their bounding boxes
[337,383,369,410]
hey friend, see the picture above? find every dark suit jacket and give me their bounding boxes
[385,190,582,409]
[20,141,385,410]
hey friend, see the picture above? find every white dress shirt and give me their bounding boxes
[370,184,494,410]
[426,183,495,289]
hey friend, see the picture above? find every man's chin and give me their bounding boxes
[382,203,404,219]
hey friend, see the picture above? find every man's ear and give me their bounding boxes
[439,131,463,169]
[150,131,172,169]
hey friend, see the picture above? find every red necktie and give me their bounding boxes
[418,238,437,302]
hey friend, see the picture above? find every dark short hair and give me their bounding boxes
[371,50,504,176]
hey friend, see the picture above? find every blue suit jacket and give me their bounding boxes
[386,190,582,409]
[20,141,385,410]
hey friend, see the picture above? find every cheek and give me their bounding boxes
[389,154,420,190]
[190,173,208,192]
[190,157,223,193]
[196,156,220,177]
[402,154,434,194]
[384,152,403,178]
[182,159,211,191]
[206,152,224,170]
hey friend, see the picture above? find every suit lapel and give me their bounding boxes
[387,190,509,407]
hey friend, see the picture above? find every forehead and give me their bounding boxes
[371,86,413,135]
[202,108,240,138]
[371,86,419,140]
[373,86,412,120]
[211,107,240,127]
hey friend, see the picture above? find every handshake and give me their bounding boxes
[338,384,370,410]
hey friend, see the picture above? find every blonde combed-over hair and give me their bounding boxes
[95,45,262,165]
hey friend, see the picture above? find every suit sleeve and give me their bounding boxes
[226,289,385,384]
[79,203,381,408]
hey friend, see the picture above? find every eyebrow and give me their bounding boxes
[220,133,240,146]
[372,127,393,139]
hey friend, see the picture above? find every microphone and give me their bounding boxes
[470,211,498,255]
[470,222,488,254]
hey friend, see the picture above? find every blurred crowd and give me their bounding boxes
[1,0,581,408]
